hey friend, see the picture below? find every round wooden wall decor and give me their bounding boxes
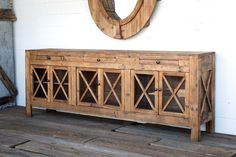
[88,0,157,39]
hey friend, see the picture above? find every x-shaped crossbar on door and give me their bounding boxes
[79,71,98,104]
[53,70,69,100]
[104,72,121,106]
[201,71,213,115]
[162,76,185,113]
[134,74,155,110]
[33,68,48,98]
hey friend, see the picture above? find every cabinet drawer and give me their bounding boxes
[31,55,65,61]
[139,59,179,66]
[83,57,117,63]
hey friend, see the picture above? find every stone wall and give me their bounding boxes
[0,0,15,109]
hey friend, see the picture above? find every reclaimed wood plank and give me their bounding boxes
[15,140,113,157]
[1,107,236,157]
[0,134,29,148]
[114,124,190,141]
[0,147,48,157]
[150,139,236,157]
[86,137,207,157]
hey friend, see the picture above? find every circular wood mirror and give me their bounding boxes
[88,0,158,39]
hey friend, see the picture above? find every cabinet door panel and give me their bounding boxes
[103,70,124,109]
[159,72,189,118]
[31,66,49,101]
[131,71,158,113]
[52,67,69,102]
[78,69,99,105]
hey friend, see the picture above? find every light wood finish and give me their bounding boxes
[206,54,215,133]
[25,52,32,117]
[189,56,201,141]
[159,72,189,118]
[88,0,157,39]
[26,49,215,142]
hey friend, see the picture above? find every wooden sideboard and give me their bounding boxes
[26,49,215,141]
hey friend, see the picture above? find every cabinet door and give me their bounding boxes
[77,69,99,105]
[52,67,70,103]
[31,65,49,102]
[131,71,158,113]
[102,70,124,110]
[159,72,189,118]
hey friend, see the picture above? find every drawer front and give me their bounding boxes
[139,59,179,66]
[31,55,65,61]
[83,57,117,63]
[139,57,189,68]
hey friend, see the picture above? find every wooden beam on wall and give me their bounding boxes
[0,9,16,21]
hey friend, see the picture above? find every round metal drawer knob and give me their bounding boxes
[156,60,161,64]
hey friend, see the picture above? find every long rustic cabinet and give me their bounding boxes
[26,49,215,141]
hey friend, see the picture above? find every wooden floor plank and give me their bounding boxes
[0,146,48,157]
[150,139,236,157]
[0,134,29,148]
[114,123,236,148]
[0,106,127,131]
[0,112,156,146]
[201,133,236,149]
[86,137,208,157]
[15,140,113,157]
[0,120,156,150]
[114,124,190,141]
[0,107,236,157]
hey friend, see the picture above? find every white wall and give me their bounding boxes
[14,0,236,135]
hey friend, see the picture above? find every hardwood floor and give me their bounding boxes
[0,107,236,157]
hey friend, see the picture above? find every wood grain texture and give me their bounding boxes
[88,0,157,39]
[189,56,201,142]
[25,51,32,117]
[0,9,16,21]
[1,107,236,157]
[25,49,215,142]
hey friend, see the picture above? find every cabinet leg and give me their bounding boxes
[26,105,32,117]
[191,126,201,142]
[206,120,215,134]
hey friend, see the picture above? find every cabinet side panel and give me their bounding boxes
[199,53,215,133]
[208,53,215,133]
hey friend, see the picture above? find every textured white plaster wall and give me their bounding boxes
[14,0,236,135]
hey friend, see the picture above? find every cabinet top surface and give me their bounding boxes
[26,49,215,56]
